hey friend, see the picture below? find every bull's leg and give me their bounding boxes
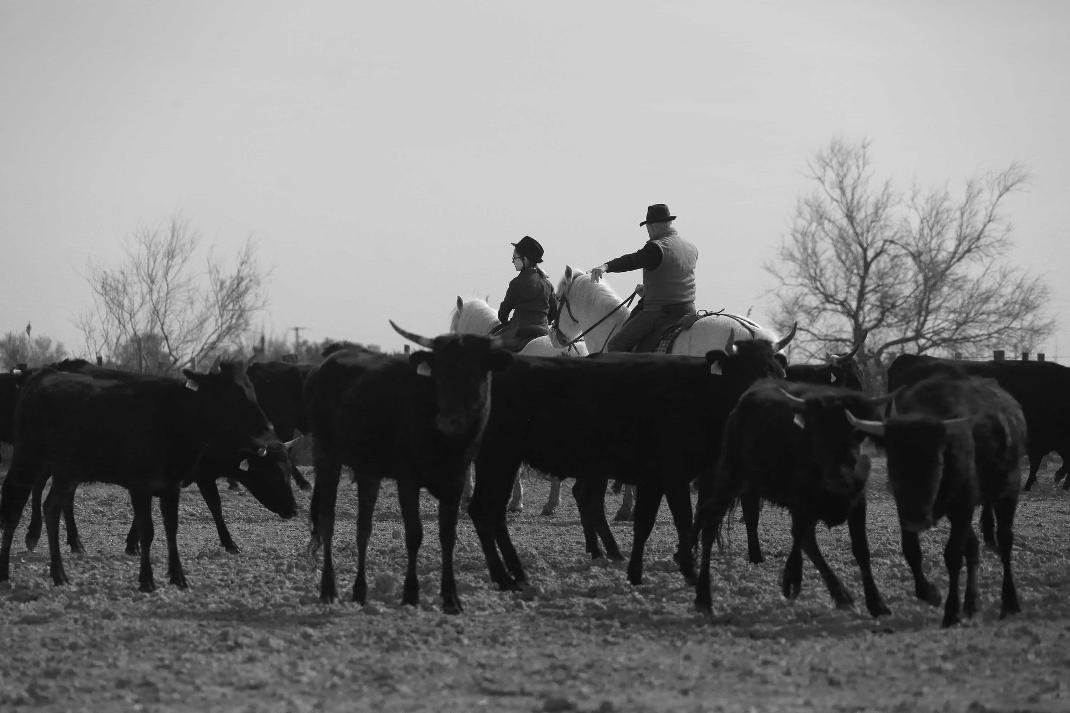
[589,477,623,561]
[24,477,46,552]
[573,478,604,559]
[627,482,663,586]
[665,479,696,585]
[159,488,187,589]
[847,499,890,617]
[963,527,979,618]
[994,496,1021,618]
[460,464,475,507]
[196,478,238,554]
[741,490,764,564]
[694,512,718,614]
[43,480,72,586]
[1022,453,1043,491]
[507,471,524,513]
[352,476,381,605]
[131,491,156,593]
[796,520,854,610]
[291,463,311,491]
[1063,473,1070,491]
[307,479,321,554]
[314,461,342,604]
[940,518,972,627]
[979,503,995,550]
[397,478,424,608]
[614,483,635,522]
[901,528,941,606]
[469,453,526,591]
[468,486,516,590]
[540,477,562,517]
[61,487,83,554]
[1,464,36,583]
[782,539,804,600]
[437,486,463,615]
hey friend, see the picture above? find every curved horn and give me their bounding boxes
[829,343,861,361]
[845,409,885,436]
[777,388,807,408]
[389,320,435,349]
[722,329,737,356]
[773,322,797,352]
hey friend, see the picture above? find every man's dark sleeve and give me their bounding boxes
[605,242,662,273]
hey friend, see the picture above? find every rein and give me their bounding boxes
[555,278,639,350]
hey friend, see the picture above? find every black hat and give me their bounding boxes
[640,203,676,226]
[511,235,544,263]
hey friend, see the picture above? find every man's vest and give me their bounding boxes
[642,231,699,307]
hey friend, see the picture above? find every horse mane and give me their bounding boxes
[451,298,500,336]
[557,269,624,310]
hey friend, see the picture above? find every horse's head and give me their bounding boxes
[452,296,500,336]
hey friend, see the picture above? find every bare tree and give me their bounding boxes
[0,328,66,370]
[766,138,1051,390]
[78,216,267,374]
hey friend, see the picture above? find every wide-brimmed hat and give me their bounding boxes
[511,235,544,263]
[640,203,676,226]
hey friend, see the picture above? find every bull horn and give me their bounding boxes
[829,343,860,361]
[774,322,797,352]
[723,329,737,356]
[390,320,435,349]
[845,409,885,436]
[282,436,303,449]
[777,388,807,408]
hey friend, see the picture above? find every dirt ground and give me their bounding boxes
[0,458,1068,713]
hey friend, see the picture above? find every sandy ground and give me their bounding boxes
[1,459,1068,713]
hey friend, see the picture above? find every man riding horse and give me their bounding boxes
[590,203,699,353]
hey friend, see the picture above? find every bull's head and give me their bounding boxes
[391,320,513,438]
[846,410,971,532]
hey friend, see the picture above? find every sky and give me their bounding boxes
[2,1,1068,359]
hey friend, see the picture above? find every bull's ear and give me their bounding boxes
[774,353,787,370]
[565,264,574,280]
[706,350,727,375]
[456,295,464,310]
[182,369,206,391]
[793,413,806,430]
[487,349,514,372]
[409,351,434,377]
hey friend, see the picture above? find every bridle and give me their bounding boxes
[554,276,639,352]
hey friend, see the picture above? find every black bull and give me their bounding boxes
[467,326,795,593]
[306,324,512,613]
[888,353,1070,491]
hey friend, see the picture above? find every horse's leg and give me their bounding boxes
[614,483,635,522]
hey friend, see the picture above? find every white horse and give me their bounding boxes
[449,296,586,514]
[554,265,782,519]
[555,265,779,355]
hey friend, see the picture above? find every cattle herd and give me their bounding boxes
[0,322,1064,630]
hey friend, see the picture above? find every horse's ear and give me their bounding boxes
[565,265,573,279]
[456,296,463,310]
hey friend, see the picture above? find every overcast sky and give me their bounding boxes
[2,1,1068,358]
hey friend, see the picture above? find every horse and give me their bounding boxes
[554,265,779,355]
[449,296,586,514]
[554,265,782,520]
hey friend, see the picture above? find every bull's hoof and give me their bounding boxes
[866,597,891,618]
[401,589,419,607]
[125,545,140,556]
[23,534,39,552]
[170,573,189,589]
[917,582,942,607]
[507,504,524,514]
[139,579,156,593]
[540,505,557,517]
[496,577,521,592]
[442,597,463,615]
[69,540,86,555]
[223,543,241,555]
[613,511,633,523]
[352,580,367,605]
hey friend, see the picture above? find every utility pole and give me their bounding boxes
[291,326,307,354]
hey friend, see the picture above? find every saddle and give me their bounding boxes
[651,310,723,353]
